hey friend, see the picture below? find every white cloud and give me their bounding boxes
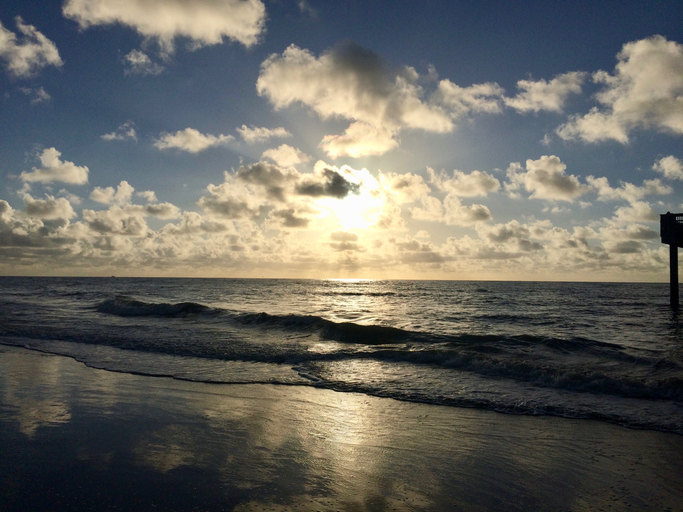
[410,194,492,226]
[160,211,230,235]
[443,196,492,225]
[556,36,683,143]
[613,201,659,223]
[428,168,500,197]
[379,172,430,204]
[434,80,504,118]
[82,206,149,236]
[154,128,234,153]
[90,181,135,205]
[504,72,586,113]
[198,174,267,220]
[652,155,683,180]
[237,125,291,144]
[101,121,138,142]
[123,50,164,76]
[261,144,310,167]
[556,107,629,143]
[506,155,589,201]
[586,176,672,203]
[136,190,157,202]
[319,122,398,158]
[58,190,82,205]
[21,148,89,185]
[0,16,62,78]
[257,43,456,157]
[20,86,51,104]
[63,0,266,52]
[144,202,181,219]
[22,193,76,220]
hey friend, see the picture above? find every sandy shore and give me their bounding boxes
[0,344,681,511]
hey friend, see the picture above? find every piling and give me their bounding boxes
[661,212,682,309]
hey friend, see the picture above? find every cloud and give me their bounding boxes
[154,128,234,153]
[136,190,157,202]
[296,168,360,199]
[443,196,492,225]
[329,231,363,251]
[269,209,310,228]
[428,168,500,197]
[21,148,89,185]
[22,193,76,220]
[556,36,683,143]
[297,0,317,17]
[123,50,164,76]
[379,172,430,204]
[261,144,310,167]
[319,122,398,158]
[198,174,267,219]
[101,121,138,142]
[411,194,492,226]
[237,125,291,144]
[160,212,230,235]
[604,240,644,254]
[257,42,456,157]
[506,155,589,201]
[556,107,629,143]
[652,155,683,180]
[0,16,62,78]
[612,201,659,223]
[144,202,181,219]
[20,86,51,104]
[433,80,504,118]
[82,206,149,236]
[586,176,672,203]
[90,181,135,205]
[504,72,586,113]
[63,0,266,53]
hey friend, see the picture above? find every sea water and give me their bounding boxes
[0,277,681,433]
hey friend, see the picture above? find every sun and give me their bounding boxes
[316,191,385,230]
[312,164,387,230]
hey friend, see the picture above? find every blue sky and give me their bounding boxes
[0,0,682,279]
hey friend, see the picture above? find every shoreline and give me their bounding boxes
[1,344,682,511]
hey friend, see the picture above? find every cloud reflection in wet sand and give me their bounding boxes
[0,345,682,511]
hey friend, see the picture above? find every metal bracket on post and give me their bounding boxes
[660,212,682,309]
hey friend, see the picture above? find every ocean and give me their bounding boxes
[0,277,681,434]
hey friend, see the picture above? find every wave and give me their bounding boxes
[234,311,410,344]
[319,291,397,297]
[96,296,214,318]
[2,337,681,434]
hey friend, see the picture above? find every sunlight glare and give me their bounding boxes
[315,165,386,230]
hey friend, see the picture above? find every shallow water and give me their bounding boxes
[1,277,681,433]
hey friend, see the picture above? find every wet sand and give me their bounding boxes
[0,344,681,511]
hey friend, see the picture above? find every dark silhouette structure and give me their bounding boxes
[661,212,683,309]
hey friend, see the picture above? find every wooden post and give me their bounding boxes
[672,244,680,310]
[661,212,682,309]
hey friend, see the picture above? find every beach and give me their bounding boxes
[1,344,682,511]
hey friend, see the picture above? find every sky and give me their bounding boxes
[0,0,682,280]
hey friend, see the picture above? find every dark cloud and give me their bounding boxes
[237,162,291,201]
[609,241,644,254]
[296,169,360,198]
[272,209,309,228]
[197,195,260,220]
